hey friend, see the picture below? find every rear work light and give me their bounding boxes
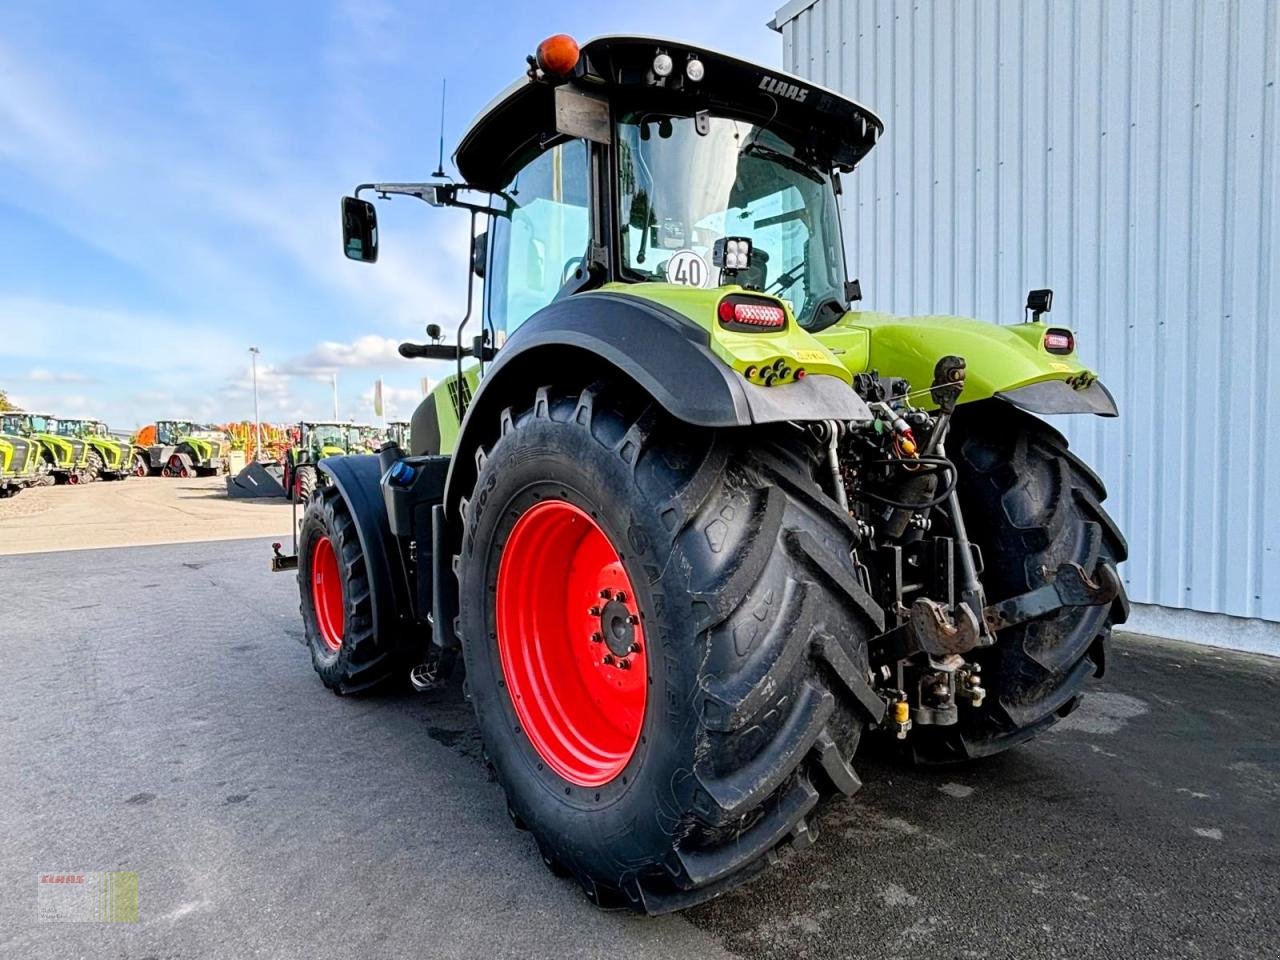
[717,296,787,333]
[1043,328,1075,355]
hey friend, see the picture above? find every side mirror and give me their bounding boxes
[472,230,487,278]
[341,196,378,263]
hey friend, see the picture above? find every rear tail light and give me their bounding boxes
[1043,328,1075,354]
[717,296,787,332]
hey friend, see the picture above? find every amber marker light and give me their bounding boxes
[536,34,580,76]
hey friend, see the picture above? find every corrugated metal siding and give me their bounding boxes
[776,0,1279,621]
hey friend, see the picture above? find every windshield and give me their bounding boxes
[616,114,847,328]
[31,415,53,433]
[1,415,23,434]
[55,420,81,437]
[310,425,348,449]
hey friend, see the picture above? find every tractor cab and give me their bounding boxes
[342,35,881,385]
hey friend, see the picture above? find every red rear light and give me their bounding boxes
[1043,328,1075,354]
[717,296,787,332]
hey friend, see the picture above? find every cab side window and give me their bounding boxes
[486,140,591,337]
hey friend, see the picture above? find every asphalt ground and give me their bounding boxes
[3,537,1277,959]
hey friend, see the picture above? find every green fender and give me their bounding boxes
[34,433,81,468]
[815,311,1118,416]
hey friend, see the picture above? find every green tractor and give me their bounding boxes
[386,420,411,450]
[277,35,1127,912]
[283,421,356,502]
[0,411,90,484]
[0,423,42,497]
[132,420,231,477]
[55,419,133,481]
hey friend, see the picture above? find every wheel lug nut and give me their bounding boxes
[628,614,640,625]
[603,654,615,666]
[591,632,603,643]
[589,606,602,616]
[630,642,642,654]
[617,658,630,670]
[615,591,627,603]
[600,589,612,599]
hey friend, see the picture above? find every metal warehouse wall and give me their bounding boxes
[772,0,1280,622]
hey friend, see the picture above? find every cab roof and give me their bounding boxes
[454,34,883,191]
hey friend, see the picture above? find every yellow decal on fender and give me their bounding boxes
[795,349,828,362]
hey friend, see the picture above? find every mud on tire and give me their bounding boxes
[298,485,401,694]
[457,383,886,913]
[903,403,1129,764]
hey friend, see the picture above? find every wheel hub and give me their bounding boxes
[596,593,638,659]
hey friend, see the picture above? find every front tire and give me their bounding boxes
[457,384,884,913]
[295,465,317,502]
[298,486,400,694]
[86,450,105,481]
[904,403,1128,764]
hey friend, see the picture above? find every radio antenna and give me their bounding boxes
[432,78,448,179]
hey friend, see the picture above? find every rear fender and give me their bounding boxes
[817,312,1118,417]
[441,290,871,526]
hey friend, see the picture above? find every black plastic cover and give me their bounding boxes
[996,379,1119,417]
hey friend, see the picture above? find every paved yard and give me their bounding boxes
[2,537,1277,959]
[0,476,292,555]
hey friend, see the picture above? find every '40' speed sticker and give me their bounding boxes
[665,250,712,288]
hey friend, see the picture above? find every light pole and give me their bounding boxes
[249,346,262,461]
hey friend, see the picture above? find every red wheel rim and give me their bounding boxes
[496,500,647,787]
[310,535,344,651]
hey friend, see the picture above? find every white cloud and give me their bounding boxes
[284,335,408,374]
[27,368,95,383]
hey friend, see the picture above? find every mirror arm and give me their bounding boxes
[354,182,497,217]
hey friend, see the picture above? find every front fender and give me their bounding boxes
[317,455,411,645]
[38,435,73,465]
[817,312,1117,416]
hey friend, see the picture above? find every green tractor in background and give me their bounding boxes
[132,420,231,477]
[55,419,133,481]
[283,421,356,502]
[0,423,42,497]
[386,420,411,450]
[280,35,1128,912]
[0,411,90,484]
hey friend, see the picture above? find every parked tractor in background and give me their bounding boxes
[0,423,42,497]
[283,421,355,502]
[132,421,231,477]
[0,412,90,484]
[386,420,411,450]
[55,419,132,481]
[278,34,1128,912]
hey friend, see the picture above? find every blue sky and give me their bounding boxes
[0,1,782,429]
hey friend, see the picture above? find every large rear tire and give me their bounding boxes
[903,403,1128,764]
[86,450,105,481]
[457,384,884,913]
[298,486,401,694]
